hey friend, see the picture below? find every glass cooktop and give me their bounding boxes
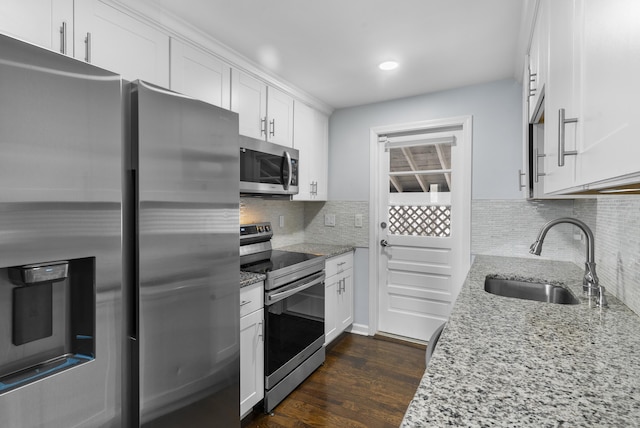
[241,250,321,274]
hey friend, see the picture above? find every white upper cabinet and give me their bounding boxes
[74,0,170,87]
[542,0,581,194]
[527,0,547,123]
[231,69,268,140]
[0,0,73,55]
[231,69,294,147]
[533,0,640,195]
[170,39,231,109]
[577,0,640,189]
[292,101,329,201]
[266,86,294,147]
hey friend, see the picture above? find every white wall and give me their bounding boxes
[328,79,523,201]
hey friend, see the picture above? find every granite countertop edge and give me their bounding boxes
[240,271,266,288]
[401,254,640,427]
[276,242,355,258]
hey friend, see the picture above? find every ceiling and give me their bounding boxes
[143,0,528,110]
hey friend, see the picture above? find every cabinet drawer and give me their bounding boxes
[325,252,353,278]
[240,282,263,317]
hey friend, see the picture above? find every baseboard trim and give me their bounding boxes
[346,323,369,336]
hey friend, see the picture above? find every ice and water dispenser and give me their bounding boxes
[0,257,95,393]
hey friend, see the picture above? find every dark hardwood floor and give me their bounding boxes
[242,333,426,428]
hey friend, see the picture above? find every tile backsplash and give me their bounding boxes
[242,196,640,317]
[581,197,640,316]
[240,198,368,248]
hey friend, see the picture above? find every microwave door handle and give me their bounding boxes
[266,272,325,305]
[283,151,292,190]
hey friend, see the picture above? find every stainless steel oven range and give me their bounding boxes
[240,222,326,413]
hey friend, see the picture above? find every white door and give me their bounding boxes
[373,117,471,342]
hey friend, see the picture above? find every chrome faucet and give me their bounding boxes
[529,217,607,307]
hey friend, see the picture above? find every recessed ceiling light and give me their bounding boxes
[379,61,399,71]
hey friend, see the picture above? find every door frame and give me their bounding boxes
[368,115,473,336]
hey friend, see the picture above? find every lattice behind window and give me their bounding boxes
[388,206,451,237]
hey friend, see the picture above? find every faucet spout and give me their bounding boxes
[529,217,606,306]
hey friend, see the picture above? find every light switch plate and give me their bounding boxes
[355,214,363,227]
[324,214,336,227]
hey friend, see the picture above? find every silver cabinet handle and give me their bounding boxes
[380,239,390,247]
[558,108,578,167]
[529,72,537,97]
[534,148,546,183]
[84,32,92,63]
[258,321,263,340]
[240,300,251,307]
[518,169,526,191]
[269,119,275,137]
[261,117,267,136]
[59,22,67,55]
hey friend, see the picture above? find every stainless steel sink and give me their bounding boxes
[484,277,580,305]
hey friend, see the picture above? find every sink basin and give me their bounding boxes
[484,277,580,305]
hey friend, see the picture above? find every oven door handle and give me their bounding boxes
[266,271,325,305]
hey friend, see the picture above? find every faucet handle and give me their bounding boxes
[597,285,608,308]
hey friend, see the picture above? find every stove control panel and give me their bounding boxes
[240,222,273,245]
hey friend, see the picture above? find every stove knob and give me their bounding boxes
[265,225,271,232]
[257,226,264,233]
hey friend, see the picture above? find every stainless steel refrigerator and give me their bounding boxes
[0,33,240,427]
[0,34,123,427]
[124,80,240,427]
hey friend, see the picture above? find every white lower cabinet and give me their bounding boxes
[324,252,354,345]
[240,282,264,418]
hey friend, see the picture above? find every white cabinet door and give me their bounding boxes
[266,86,294,147]
[577,0,640,188]
[324,277,339,345]
[240,307,264,418]
[0,0,73,55]
[170,39,231,109]
[324,252,354,345]
[543,0,581,194]
[527,0,547,123]
[74,0,169,87]
[292,102,329,201]
[337,270,354,332]
[231,69,267,140]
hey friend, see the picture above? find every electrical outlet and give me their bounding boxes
[355,214,363,228]
[279,215,284,228]
[324,214,336,227]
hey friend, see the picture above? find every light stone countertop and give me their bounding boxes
[276,243,354,258]
[240,271,265,288]
[402,255,640,427]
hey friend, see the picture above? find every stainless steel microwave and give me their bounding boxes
[239,135,299,196]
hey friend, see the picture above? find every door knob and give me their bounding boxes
[380,239,390,247]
